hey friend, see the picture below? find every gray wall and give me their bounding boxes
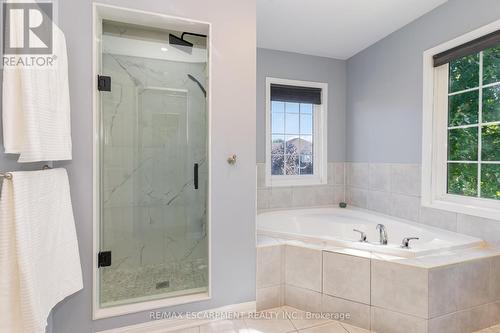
[256,48,346,162]
[1,1,256,332]
[346,0,500,163]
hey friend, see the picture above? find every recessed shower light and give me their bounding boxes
[161,47,168,52]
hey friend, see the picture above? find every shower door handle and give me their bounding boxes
[194,163,199,190]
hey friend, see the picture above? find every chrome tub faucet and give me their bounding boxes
[376,224,388,245]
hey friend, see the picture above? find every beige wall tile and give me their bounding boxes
[428,312,461,333]
[490,301,500,327]
[257,188,271,210]
[292,186,334,207]
[257,285,282,311]
[458,303,494,333]
[334,163,345,186]
[419,207,457,232]
[390,164,421,197]
[347,163,369,189]
[334,185,345,204]
[457,214,500,248]
[371,260,428,318]
[328,163,335,185]
[323,252,370,304]
[257,163,266,189]
[371,307,427,333]
[491,256,500,301]
[457,259,493,310]
[292,186,320,207]
[269,187,293,209]
[390,193,420,222]
[285,284,322,313]
[369,163,391,192]
[257,245,284,288]
[429,265,458,318]
[367,190,392,215]
[347,187,369,208]
[321,294,371,330]
[285,245,322,292]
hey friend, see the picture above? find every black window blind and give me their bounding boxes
[433,29,500,67]
[270,84,322,105]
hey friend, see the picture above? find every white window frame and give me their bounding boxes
[422,19,500,221]
[265,77,328,187]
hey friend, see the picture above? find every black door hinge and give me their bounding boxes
[97,75,111,91]
[98,251,112,268]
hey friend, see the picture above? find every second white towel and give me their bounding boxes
[0,168,83,333]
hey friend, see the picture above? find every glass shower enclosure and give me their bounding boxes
[95,14,209,310]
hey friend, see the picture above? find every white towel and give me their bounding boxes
[2,12,72,163]
[0,168,83,333]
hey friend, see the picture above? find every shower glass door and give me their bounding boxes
[97,19,209,308]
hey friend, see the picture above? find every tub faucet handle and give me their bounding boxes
[353,229,367,242]
[401,237,419,249]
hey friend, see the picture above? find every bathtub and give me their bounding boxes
[257,207,484,258]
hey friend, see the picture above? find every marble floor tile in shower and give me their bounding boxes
[100,257,208,304]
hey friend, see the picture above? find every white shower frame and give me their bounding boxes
[92,3,212,319]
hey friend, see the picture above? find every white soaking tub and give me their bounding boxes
[257,207,484,258]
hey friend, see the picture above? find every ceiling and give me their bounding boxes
[257,0,448,60]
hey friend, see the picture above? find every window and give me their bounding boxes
[265,78,327,187]
[422,21,500,220]
[446,48,499,199]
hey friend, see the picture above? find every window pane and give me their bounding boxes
[272,135,285,151]
[449,53,480,93]
[448,127,478,161]
[299,135,313,155]
[271,153,284,175]
[285,102,299,113]
[286,135,300,154]
[483,85,500,123]
[299,154,313,175]
[284,154,299,175]
[483,45,500,85]
[447,163,478,197]
[300,103,313,114]
[448,90,478,126]
[481,164,500,200]
[300,114,313,135]
[285,113,300,133]
[271,112,285,133]
[482,124,500,161]
[272,101,284,113]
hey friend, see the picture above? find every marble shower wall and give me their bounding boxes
[101,53,208,270]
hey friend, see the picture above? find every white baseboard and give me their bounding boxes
[96,301,256,333]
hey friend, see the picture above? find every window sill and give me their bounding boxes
[422,195,500,221]
[265,176,327,188]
